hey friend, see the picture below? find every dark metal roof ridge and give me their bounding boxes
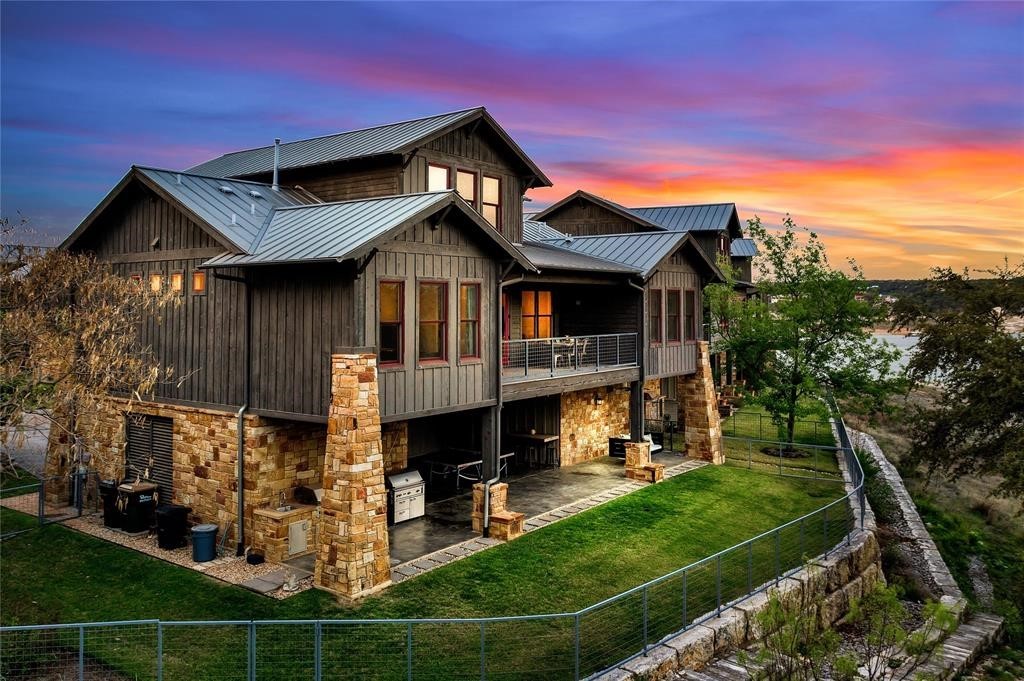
[134,165,300,190]
[270,189,455,212]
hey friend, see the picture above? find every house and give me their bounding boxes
[50,107,734,600]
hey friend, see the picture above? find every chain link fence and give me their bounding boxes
[1,410,863,680]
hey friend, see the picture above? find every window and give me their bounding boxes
[684,290,697,341]
[418,282,447,362]
[379,281,404,365]
[170,272,184,295]
[129,273,143,289]
[459,283,481,359]
[649,289,663,343]
[149,273,162,293]
[456,169,476,205]
[666,290,682,343]
[718,234,729,255]
[191,270,207,295]
[428,164,450,192]
[482,175,501,229]
[521,290,552,339]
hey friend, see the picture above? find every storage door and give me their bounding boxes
[125,415,174,500]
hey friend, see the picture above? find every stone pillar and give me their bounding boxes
[625,440,663,483]
[471,481,507,533]
[678,342,724,464]
[314,353,392,601]
[381,421,408,475]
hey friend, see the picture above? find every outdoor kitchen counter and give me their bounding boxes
[253,502,317,521]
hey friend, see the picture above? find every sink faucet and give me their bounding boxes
[279,491,286,507]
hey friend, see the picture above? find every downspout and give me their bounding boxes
[482,263,522,537]
[236,274,253,555]
[628,278,647,442]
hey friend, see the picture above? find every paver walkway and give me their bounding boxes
[390,457,709,583]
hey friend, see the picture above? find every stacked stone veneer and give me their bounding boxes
[677,342,724,464]
[382,421,409,475]
[44,397,326,547]
[313,353,391,601]
[559,385,630,466]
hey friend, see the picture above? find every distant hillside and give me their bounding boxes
[866,278,1024,311]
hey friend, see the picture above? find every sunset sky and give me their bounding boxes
[2,1,1022,278]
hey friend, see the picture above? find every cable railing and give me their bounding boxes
[0,406,864,681]
[501,333,638,383]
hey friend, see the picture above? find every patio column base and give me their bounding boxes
[678,341,725,464]
[625,441,657,482]
[471,482,509,534]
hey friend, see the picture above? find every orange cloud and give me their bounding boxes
[529,143,1024,278]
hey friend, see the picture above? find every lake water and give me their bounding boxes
[874,332,919,373]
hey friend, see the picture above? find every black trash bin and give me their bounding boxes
[98,479,121,529]
[155,503,192,550]
[117,482,157,533]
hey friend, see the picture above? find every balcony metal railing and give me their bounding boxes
[501,332,639,382]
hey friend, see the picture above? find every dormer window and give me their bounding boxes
[482,175,501,229]
[456,169,476,206]
[428,164,450,192]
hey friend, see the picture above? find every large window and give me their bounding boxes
[649,289,663,343]
[428,164,450,192]
[666,290,682,343]
[684,290,697,341]
[482,175,501,229]
[379,281,404,365]
[459,283,481,359]
[418,282,447,362]
[456,169,476,206]
[521,290,552,339]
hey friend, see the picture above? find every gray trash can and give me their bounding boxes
[191,523,218,562]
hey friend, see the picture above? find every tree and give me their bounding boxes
[892,260,1024,499]
[0,216,178,477]
[706,215,899,445]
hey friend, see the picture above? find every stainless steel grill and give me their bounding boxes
[386,470,425,525]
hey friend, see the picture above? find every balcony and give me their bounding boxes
[501,333,639,384]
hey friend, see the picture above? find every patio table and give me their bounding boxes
[424,449,514,491]
[505,432,560,468]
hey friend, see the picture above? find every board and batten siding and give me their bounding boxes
[359,217,501,421]
[248,264,355,418]
[645,256,702,379]
[541,201,649,237]
[78,183,247,408]
[277,159,401,203]
[402,127,527,245]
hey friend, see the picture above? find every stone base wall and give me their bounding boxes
[314,353,391,601]
[559,385,630,466]
[677,342,724,464]
[44,397,326,550]
[471,482,508,533]
[382,421,409,475]
[643,379,662,400]
[253,505,317,564]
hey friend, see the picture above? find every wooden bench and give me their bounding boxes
[488,510,525,541]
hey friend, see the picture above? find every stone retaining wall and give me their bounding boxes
[559,385,630,466]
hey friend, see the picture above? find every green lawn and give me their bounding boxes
[721,404,835,447]
[721,405,839,477]
[1,466,847,680]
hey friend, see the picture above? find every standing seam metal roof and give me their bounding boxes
[521,219,568,243]
[537,231,689,277]
[730,238,758,257]
[517,243,640,274]
[628,203,736,232]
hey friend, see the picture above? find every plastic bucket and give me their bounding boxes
[191,523,218,562]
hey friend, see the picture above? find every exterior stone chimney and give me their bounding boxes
[678,341,724,464]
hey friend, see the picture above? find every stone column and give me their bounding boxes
[314,353,392,601]
[471,481,507,534]
[678,342,724,464]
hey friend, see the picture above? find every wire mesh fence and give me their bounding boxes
[0,471,101,539]
[0,406,864,681]
[722,436,843,479]
[722,411,834,447]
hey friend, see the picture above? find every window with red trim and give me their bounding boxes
[379,281,404,365]
[456,169,476,206]
[521,290,552,339]
[418,282,447,361]
[459,283,481,359]
[481,175,501,229]
[427,164,450,192]
[684,290,697,341]
[649,289,663,343]
[666,290,682,343]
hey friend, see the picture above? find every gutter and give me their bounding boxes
[482,263,523,537]
[235,403,247,555]
[627,278,647,443]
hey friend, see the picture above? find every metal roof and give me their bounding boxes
[136,167,312,251]
[203,191,535,271]
[536,231,687,278]
[730,238,758,258]
[628,203,738,232]
[521,219,568,243]
[188,108,480,177]
[518,243,640,274]
[531,189,663,230]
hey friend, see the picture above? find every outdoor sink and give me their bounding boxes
[276,505,293,512]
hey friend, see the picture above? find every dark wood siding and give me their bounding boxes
[541,200,650,236]
[732,256,753,283]
[403,126,526,244]
[248,264,354,418]
[277,158,401,203]
[358,215,502,421]
[645,253,702,379]
[76,182,246,408]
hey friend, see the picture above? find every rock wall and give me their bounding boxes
[559,385,631,466]
[382,421,409,475]
[314,353,391,601]
[677,341,724,464]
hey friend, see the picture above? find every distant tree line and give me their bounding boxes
[866,277,1024,313]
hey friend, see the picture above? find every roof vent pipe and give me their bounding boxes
[272,138,281,191]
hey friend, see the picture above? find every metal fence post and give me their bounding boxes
[314,621,322,681]
[642,585,649,654]
[549,342,555,377]
[78,624,85,681]
[248,621,256,681]
[823,507,829,558]
[596,336,601,370]
[747,542,753,593]
[157,621,163,681]
[716,555,722,615]
[799,518,805,561]
[574,613,581,681]
[774,529,781,585]
[524,342,529,376]
[406,622,413,681]
[480,621,486,680]
[747,440,752,469]
[682,568,688,627]
[38,478,45,526]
